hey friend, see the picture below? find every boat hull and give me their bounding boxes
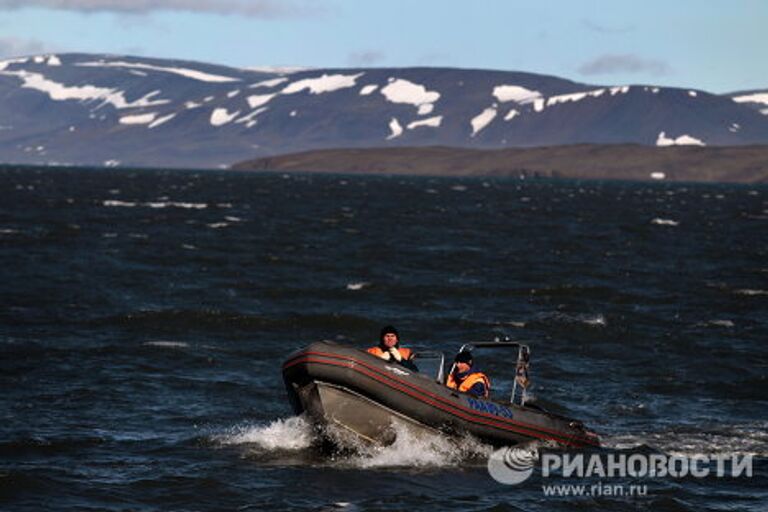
[282,341,600,448]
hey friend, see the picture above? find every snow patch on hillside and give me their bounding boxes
[381,79,440,113]
[504,109,520,121]
[417,103,434,115]
[77,60,241,83]
[360,84,378,95]
[387,118,403,139]
[282,73,364,95]
[732,92,768,105]
[656,131,706,146]
[247,93,276,108]
[407,116,442,130]
[149,113,176,128]
[235,107,268,128]
[119,113,156,125]
[245,66,308,74]
[211,108,240,126]
[0,69,171,109]
[471,106,497,136]
[0,57,28,71]
[249,77,288,89]
[493,85,542,104]
[546,88,605,107]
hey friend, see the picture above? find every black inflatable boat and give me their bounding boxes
[282,340,599,448]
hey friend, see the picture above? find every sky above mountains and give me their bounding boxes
[0,0,765,93]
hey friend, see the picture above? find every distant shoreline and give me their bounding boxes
[232,144,768,183]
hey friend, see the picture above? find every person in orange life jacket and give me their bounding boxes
[367,325,418,371]
[446,351,490,398]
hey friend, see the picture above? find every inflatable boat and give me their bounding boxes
[282,340,600,448]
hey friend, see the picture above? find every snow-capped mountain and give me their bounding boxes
[1,53,767,169]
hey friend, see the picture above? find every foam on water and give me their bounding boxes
[651,218,679,226]
[143,340,190,348]
[735,289,768,296]
[347,424,492,469]
[214,418,494,469]
[103,199,208,209]
[216,416,314,451]
[603,422,768,457]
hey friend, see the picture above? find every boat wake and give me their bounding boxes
[214,416,496,469]
[345,423,493,469]
[215,416,314,451]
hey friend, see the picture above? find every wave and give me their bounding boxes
[734,289,768,296]
[89,309,381,332]
[102,199,209,209]
[143,340,190,348]
[529,311,608,328]
[651,218,679,226]
[602,422,768,457]
[0,435,106,457]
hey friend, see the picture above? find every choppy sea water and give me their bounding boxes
[1,166,766,511]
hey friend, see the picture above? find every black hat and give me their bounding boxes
[380,325,399,341]
[454,350,473,364]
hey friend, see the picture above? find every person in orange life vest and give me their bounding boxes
[367,325,418,371]
[446,350,490,398]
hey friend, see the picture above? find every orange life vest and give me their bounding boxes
[446,371,490,398]
[367,346,413,360]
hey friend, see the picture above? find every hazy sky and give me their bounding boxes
[0,0,765,93]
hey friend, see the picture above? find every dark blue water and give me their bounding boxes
[1,167,766,511]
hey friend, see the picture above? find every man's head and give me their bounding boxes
[379,325,399,348]
[454,350,473,373]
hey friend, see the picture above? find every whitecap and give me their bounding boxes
[146,201,207,209]
[734,289,768,296]
[103,199,136,207]
[207,222,229,229]
[143,340,189,348]
[583,314,607,326]
[346,282,370,291]
[706,319,735,328]
[651,218,679,226]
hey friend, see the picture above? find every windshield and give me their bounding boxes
[412,351,445,382]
